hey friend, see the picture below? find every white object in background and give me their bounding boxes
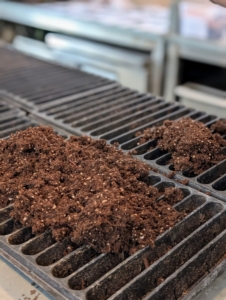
[109,0,132,9]
[175,83,226,118]
[13,36,56,62]
[179,1,226,41]
[46,33,149,92]
[0,256,52,300]
[35,1,170,34]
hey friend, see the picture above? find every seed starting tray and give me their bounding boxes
[0,94,71,140]
[2,46,226,202]
[2,47,226,300]
[0,48,226,201]
[2,168,226,300]
[29,91,226,203]
[0,46,117,110]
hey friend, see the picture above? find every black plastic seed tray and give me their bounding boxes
[2,46,226,201]
[112,113,226,201]
[1,171,226,300]
[0,94,71,139]
[27,86,226,202]
[0,95,37,138]
[0,46,117,110]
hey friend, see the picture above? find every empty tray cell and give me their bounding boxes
[85,248,153,300]
[23,75,93,98]
[71,93,155,125]
[36,238,78,266]
[0,115,21,125]
[121,138,156,152]
[213,175,226,191]
[174,195,206,214]
[68,252,126,290]
[155,202,223,248]
[0,120,35,138]
[0,219,15,235]
[0,205,13,223]
[21,231,55,255]
[32,84,105,105]
[197,160,226,184]
[144,149,168,162]
[51,245,98,278]
[39,86,124,116]
[179,188,190,198]
[108,107,192,145]
[91,103,171,137]
[188,111,206,120]
[8,227,34,245]
[80,99,162,132]
[198,115,217,125]
[63,93,140,125]
[0,106,11,114]
[0,118,30,132]
[155,181,175,192]
[143,175,161,186]
[33,81,111,105]
[156,153,172,166]
[145,229,226,300]
[181,168,197,178]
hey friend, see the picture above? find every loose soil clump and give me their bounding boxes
[210,120,226,134]
[0,127,184,254]
[136,118,226,175]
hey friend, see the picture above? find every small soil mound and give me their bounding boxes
[136,118,226,175]
[0,126,184,254]
[210,120,226,134]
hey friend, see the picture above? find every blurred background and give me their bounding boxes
[0,0,226,117]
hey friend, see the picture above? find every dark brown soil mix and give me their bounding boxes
[210,120,226,134]
[0,127,184,254]
[136,118,226,175]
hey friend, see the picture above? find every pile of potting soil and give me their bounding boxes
[0,126,184,254]
[135,118,226,175]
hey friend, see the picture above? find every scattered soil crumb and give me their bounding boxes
[152,168,159,174]
[136,118,226,175]
[130,149,137,155]
[167,171,176,179]
[33,294,40,300]
[113,142,119,147]
[143,257,149,269]
[30,290,36,295]
[180,179,189,185]
[157,277,165,286]
[1,126,185,254]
